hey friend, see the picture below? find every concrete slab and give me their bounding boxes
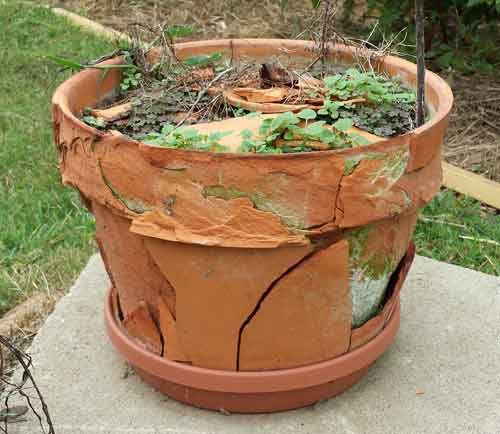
[12,254,500,434]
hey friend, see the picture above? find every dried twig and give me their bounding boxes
[0,336,55,433]
[459,236,500,247]
[175,66,235,127]
[418,216,466,229]
[415,0,426,126]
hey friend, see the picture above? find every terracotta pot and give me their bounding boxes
[52,39,453,412]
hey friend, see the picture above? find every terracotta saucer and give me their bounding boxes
[105,291,401,413]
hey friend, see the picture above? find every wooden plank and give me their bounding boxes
[442,162,500,209]
[51,7,131,43]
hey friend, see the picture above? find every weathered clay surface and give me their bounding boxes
[53,103,442,248]
[145,238,313,370]
[239,240,351,370]
[94,201,176,320]
[122,301,162,355]
[135,144,345,236]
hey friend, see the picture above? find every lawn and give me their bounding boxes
[415,191,499,276]
[0,2,498,317]
[0,2,113,315]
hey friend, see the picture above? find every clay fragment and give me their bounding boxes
[90,102,132,122]
[145,238,314,370]
[239,240,352,370]
[223,89,311,113]
[123,301,162,355]
[335,145,411,228]
[296,73,324,91]
[233,87,289,103]
[157,294,189,362]
[187,114,275,152]
[93,202,176,319]
[381,242,416,325]
[346,212,417,327]
[349,314,385,351]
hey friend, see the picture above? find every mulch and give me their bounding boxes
[50,0,500,182]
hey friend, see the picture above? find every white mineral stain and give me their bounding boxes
[350,268,391,327]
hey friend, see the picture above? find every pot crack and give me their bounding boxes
[98,161,152,214]
[333,166,346,226]
[235,238,340,371]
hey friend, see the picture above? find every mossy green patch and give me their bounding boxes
[202,185,247,201]
[346,225,372,262]
[370,149,409,184]
[343,152,385,176]
[100,164,151,214]
[202,184,304,228]
[345,225,395,280]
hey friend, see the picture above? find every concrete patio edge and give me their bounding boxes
[11,253,500,434]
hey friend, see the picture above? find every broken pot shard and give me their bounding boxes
[223,89,311,113]
[239,240,351,370]
[93,201,176,320]
[157,294,189,362]
[232,87,290,103]
[90,102,132,122]
[145,238,313,370]
[122,301,162,355]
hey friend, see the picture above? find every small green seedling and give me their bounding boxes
[82,115,105,129]
[144,124,231,152]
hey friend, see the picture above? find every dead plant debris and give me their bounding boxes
[70,30,418,154]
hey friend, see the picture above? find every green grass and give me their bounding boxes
[0,2,498,318]
[415,190,500,276]
[0,2,113,314]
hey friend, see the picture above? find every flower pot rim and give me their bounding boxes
[53,38,453,160]
[105,287,401,394]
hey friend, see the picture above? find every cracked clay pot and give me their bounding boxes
[52,39,453,413]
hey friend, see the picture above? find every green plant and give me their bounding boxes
[316,70,417,137]
[183,52,224,67]
[164,24,194,39]
[323,68,416,105]
[144,124,230,152]
[345,102,416,137]
[360,0,500,73]
[120,69,142,91]
[238,111,365,154]
[81,115,106,129]
[46,51,141,95]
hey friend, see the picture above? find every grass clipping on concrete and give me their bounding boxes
[0,2,113,315]
[0,2,498,320]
